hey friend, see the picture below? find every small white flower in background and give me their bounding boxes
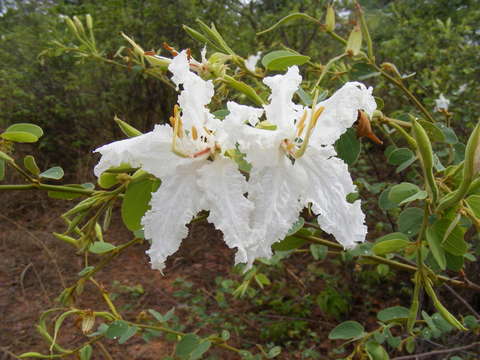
[94,51,255,271]
[455,84,467,95]
[245,51,261,72]
[225,66,376,263]
[435,93,450,112]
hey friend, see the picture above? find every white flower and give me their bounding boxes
[227,66,376,263]
[245,51,261,72]
[435,93,450,111]
[94,51,254,271]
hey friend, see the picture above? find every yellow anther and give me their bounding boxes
[191,126,198,140]
[296,110,308,137]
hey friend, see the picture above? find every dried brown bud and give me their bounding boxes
[356,110,383,145]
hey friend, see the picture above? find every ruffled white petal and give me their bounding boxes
[169,51,215,129]
[197,157,255,264]
[143,163,207,271]
[246,156,307,261]
[94,124,185,178]
[263,66,302,131]
[311,81,376,146]
[296,145,367,248]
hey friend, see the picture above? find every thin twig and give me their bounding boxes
[443,283,480,320]
[391,341,480,359]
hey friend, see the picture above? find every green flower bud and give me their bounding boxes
[114,116,142,137]
[412,119,438,203]
[437,121,480,212]
[325,5,335,32]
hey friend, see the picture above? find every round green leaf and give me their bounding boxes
[335,128,361,165]
[436,123,458,144]
[377,306,410,322]
[24,155,40,176]
[372,239,410,255]
[417,120,446,142]
[328,320,364,340]
[40,166,64,180]
[1,131,38,143]
[5,123,44,138]
[378,187,397,210]
[388,182,423,205]
[105,320,129,339]
[89,241,116,254]
[261,50,310,71]
[175,333,200,358]
[121,178,160,231]
[365,341,389,360]
[98,172,119,189]
[387,148,414,165]
[398,207,424,237]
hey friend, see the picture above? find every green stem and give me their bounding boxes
[0,183,95,195]
[297,233,480,292]
[371,62,435,123]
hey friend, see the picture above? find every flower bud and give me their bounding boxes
[85,14,93,32]
[381,62,401,78]
[412,119,438,203]
[437,121,480,212]
[114,116,142,138]
[346,25,362,56]
[325,5,335,32]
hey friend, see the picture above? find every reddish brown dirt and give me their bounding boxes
[1,190,479,360]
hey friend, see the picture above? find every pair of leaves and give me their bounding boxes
[1,123,43,143]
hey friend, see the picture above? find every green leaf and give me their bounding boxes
[378,187,397,210]
[365,341,389,360]
[121,178,160,231]
[387,148,415,165]
[118,325,138,344]
[398,207,424,237]
[23,155,40,176]
[350,63,380,81]
[98,172,119,189]
[261,50,310,71]
[377,306,410,322]
[5,123,44,138]
[89,241,116,254]
[286,217,305,236]
[257,13,320,35]
[388,182,426,205]
[335,128,361,165]
[79,345,92,360]
[310,244,328,260]
[441,221,467,256]
[426,222,447,270]
[175,333,200,358]
[105,320,129,339]
[272,228,311,251]
[445,252,464,271]
[190,340,212,360]
[465,195,480,218]
[376,232,410,243]
[0,150,13,162]
[40,166,64,180]
[417,120,446,142]
[328,321,364,340]
[0,159,5,181]
[436,123,458,144]
[372,239,410,255]
[1,131,38,143]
